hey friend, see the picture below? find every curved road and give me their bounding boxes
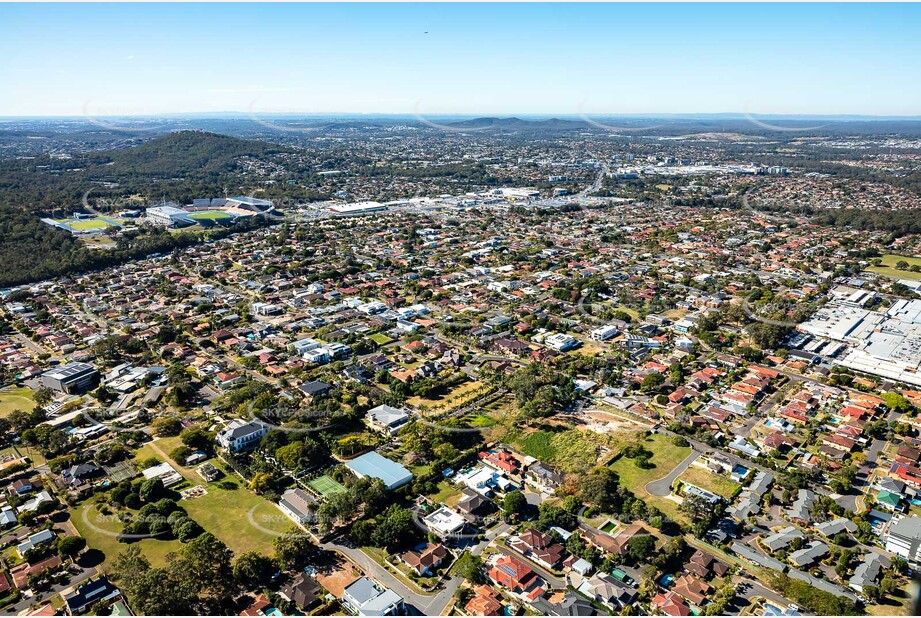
[645,449,701,497]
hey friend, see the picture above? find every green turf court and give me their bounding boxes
[369,333,394,345]
[308,475,347,497]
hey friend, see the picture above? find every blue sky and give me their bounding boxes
[1,3,919,117]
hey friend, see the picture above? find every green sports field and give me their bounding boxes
[308,475,347,497]
[0,386,34,417]
[188,211,232,221]
[867,253,921,281]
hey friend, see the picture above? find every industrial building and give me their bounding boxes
[344,451,413,490]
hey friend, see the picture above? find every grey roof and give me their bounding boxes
[531,591,599,616]
[748,471,774,495]
[849,552,889,590]
[299,380,332,396]
[762,526,805,552]
[279,488,316,520]
[344,577,379,604]
[876,477,906,495]
[222,420,268,440]
[42,361,96,381]
[788,569,858,602]
[786,489,816,521]
[729,492,762,521]
[731,542,786,572]
[814,518,858,537]
[788,541,829,567]
[888,516,921,542]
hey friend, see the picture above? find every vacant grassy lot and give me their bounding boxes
[429,480,463,507]
[509,426,632,473]
[867,253,921,281]
[407,379,485,411]
[132,437,281,556]
[677,466,741,500]
[0,386,34,417]
[610,433,691,521]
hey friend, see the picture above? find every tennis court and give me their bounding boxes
[102,460,138,483]
[308,475,347,497]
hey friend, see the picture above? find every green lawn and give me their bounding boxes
[369,333,394,345]
[0,386,34,417]
[71,503,183,569]
[867,253,921,281]
[677,466,741,500]
[429,481,462,507]
[180,482,282,556]
[74,477,282,567]
[132,438,282,556]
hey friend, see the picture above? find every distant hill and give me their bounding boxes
[445,117,591,131]
[92,130,288,177]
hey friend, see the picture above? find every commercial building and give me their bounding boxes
[327,201,387,216]
[40,361,98,394]
[146,204,194,227]
[800,298,921,387]
[590,324,621,342]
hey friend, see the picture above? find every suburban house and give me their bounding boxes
[464,585,504,616]
[509,528,566,569]
[278,488,317,525]
[365,404,411,434]
[399,543,449,576]
[340,577,403,616]
[487,554,546,604]
[216,419,269,452]
[525,462,565,493]
[279,574,323,612]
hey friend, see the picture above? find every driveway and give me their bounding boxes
[320,521,510,616]
[646,449,701,497]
